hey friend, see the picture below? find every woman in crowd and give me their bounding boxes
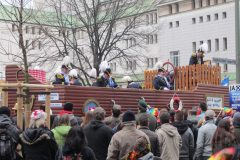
[51,114,71,147]
[62,126,96,160]
[20,110,58,160]
[212,118,237,154]
[81,111,94,128]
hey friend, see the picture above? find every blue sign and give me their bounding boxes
[229,84,240,111]
[83,99,99,113]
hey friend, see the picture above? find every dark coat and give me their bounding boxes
[172,121,195,160]
[62,145,96,160]
[84,120,114,160]
[189,53,204,65]
[20,126,58,160]
[153,75,168,90]
[96,76,118,88]
[53,73,68,85]
[138,126,160,157]
[234,127,240,145]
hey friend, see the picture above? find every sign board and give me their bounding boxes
[229,84,240,110]
[212,57,236,65]
[50,103,62,108]
[38,93,59,101]
[83,99,100,113]
[205,94,224,109]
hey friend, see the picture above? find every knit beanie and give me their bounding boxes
[64,102,73,111]
[122,111,136,122]
[233,112,240,127]
[0,106,10,117]
[138,99,148,110]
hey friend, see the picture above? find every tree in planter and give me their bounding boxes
[41,0,158,85]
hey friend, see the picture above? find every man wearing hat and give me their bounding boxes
[135,98,157,131]
[195,110,217,160]
[153,67,170,90]
[96,68,118,88]
[107,111,150,160]
[189,43,208,65]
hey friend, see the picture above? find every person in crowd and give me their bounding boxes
[107,111,150,160]
[0,106,21,159]
[169,110,176,123]
[189,43,207,65]
[156,112,182,160]
[195,110,217,160]
[138,114,160,157]
[196,102,208,128]
[121,136,157,160]
[172,111,194,160]
[153,67,171,90]
[81,111,94,128]
[69,69,82,86]
[84,107,113,160]
[62,126,96,160]
[212,118,237,154]
[122,76,142,89]
[233,112,240,144]
[20,109,58,160]
[52,102,82,128]
[53,65,70,85]
[183,108,198,149]
[135,98,157,131]
[51,114,71,147]
[104,100,122,129]
[96,68,118,88]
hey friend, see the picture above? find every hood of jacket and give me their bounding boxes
[161,123,179,137]
[172,121,189,135]
[89,120,105,130]
[0,114,13,127]
[53,125,71,137]
[20,127,51,145]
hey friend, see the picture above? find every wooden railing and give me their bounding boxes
[144,65,221,91]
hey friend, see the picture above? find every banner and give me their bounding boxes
[229,84,240,110]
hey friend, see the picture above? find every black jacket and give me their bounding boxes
[153,75,168,90]
[84,120,114,160]
[172,121,195,160]
[96,76,118,88]
[189,53,204,65]
[62,145,96,160]
[139,126,160,157]
[20,126,58,160]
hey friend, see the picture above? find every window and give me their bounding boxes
[32,41,36,49]
[214,13,218,20]
[146,15,149,25]
[214,0,218,4]
[223,0,226,3]
[32,27,35,34]
[154,34,158,43]
[175,3,179,13]
[133,60,137,70]
[206,0,210,6]
[199,16,203,23]
[38,28,42,35]
[223,12,227,19]
[200,41,203,45]
[26,26,29,34]
[170,51,180,67]
[110,62,117,72]
[146,35,149,44]
[149,35,153,44]
[25,40,29,48]
[224,64,228,72]
[58,30,62,37]
[154,13,158,24]
[207,15,211,21]
[223,37,227,50]
[199,0,203,8]
[176,21,179,27]
[216,63,220,67]
[207,40,211,52]
[150,14,153,24]
[215,39,219,51]
[12,24,16,32]
[147,58,154,68]
[169,5,172,14]
[192,18,196,24]
[192,42,196,52]
[155,58,158,63]
[38,41,42,50]
[169,22,173,28]
[126,61,135,70]
[192,0,196,9]
[67,30,70,38]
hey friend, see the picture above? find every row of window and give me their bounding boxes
[146,13,158,26]
[146,34,158,44]
[169,21,180,28]
[147,57,159,68]
[192,0,226,9]
[25,40,42,50]
[12,24,43,35]
[126,60,137,71]
[192,37,227,52]
[192,12,227,24]
[125,38,136,48]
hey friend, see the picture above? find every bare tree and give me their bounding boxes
[42,0,158,85]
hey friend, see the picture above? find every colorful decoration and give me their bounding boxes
[223,107,233,116]
[148,108,159,117]
[209,147,236,160]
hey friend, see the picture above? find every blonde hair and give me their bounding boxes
[29,112,47,128]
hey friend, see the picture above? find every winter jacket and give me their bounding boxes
[155,123,182,160]
[51,125,71,147]
[172,121,195,160]
[189,53,204,65]
[96,76,118,88]
[107,123,150,160]
[183,120,198,148]
[136,112,157,131]
[234,127,240,145]
[139,126,160,157]
[84,120,113,160]
[104,116,121,129]
[195,120,217,158]
[62,145,96,160]
[20,126,58,160]
[153,75,168,90]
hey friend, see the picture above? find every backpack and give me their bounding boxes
[0,125,16,160]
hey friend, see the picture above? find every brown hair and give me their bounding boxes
[81,111,94,128]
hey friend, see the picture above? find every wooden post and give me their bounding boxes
[17,86,23,130]
[45,87,51,129]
